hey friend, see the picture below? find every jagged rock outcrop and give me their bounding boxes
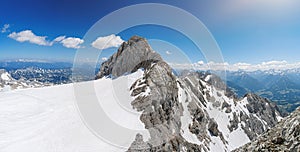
[198,72,236,98]
[234,107,300,152]
[239,93,282,140]
[130,60,186,151]
[128,134,151,152]
[96,36,162,79]
[96,36,283,151]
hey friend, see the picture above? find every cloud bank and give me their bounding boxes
[92,34,124,50]
[8,30,52,46]
[53,36,66,42]
[8,30,84,49]
[54,36,84,49]
[169,60,300,71]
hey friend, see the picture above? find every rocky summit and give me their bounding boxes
[96,36,162,79]
[97,36,286,151]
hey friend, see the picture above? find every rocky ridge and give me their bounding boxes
[233,107,299,152]
[96,36,283,151]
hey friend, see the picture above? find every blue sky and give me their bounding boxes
[1,0,300,65]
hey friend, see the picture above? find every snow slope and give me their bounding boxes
[0,70,148,152]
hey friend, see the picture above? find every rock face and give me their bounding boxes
[241,93,282,140]
[96,36,162,79]
[96,36,284,151]
[234,107,300,152]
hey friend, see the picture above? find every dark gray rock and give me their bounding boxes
[245,93,281,125]
[208,118,219,136]
[228,112,239,132]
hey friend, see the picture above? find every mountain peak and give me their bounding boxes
[96,35,162,79]
[128,35,146,42]
[94,36,284,151]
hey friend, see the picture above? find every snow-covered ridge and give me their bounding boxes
[0,70,149,152]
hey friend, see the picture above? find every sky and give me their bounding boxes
[1,0,300,67]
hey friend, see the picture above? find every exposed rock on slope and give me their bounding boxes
[233,107,299,152]
[97,36,283,151]
[241,93,282,140]
[177,72,282,151]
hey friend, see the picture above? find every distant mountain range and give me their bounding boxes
[0,68,49,91]
[0,61,96,92]
[1,59,299,114]
[224,70,300,113]
[0,60,72,70]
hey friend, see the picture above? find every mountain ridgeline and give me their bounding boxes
[226,71,300,113]
[94,36,293,151]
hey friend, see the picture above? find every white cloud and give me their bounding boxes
[1,24,10,33]
[92,34,124,50]
[7,29,84,49]
[169,60,300,72]
[197,60,204,65]
[166,51,172,55]
[8,30,52,46]
[60,37,84,49]
[261,60,287,66]
[52,36,84,49]
[101,57,108,61]
[53,36,66,42]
